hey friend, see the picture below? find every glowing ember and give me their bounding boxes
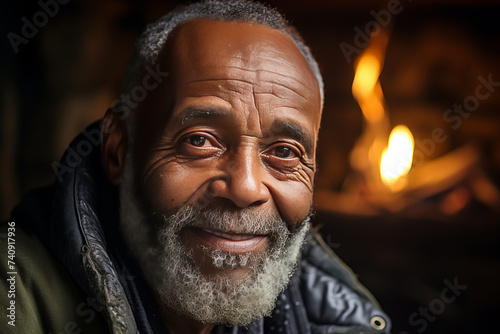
[380,125,414,190]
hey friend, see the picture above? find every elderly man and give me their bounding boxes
[1,1,390,333]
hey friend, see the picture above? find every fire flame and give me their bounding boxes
[349,26,417,196]
[352,53,385,123]
[380,125,414,190]
[314,20,486,214]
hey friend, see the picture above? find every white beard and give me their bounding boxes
[119,159,310,326]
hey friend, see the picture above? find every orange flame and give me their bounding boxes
[351,29,389,124]
[352,54,385,123]
[351,27,415,193]
[380,125,415,191]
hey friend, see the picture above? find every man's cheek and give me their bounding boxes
[271,182,313,227]
[144,166,215,213]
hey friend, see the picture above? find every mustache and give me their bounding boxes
[155,203,293,237]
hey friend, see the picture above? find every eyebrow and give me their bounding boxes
[175,107,230,126]
[270,119,314,154]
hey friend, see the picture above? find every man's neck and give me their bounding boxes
[156,296,215,334]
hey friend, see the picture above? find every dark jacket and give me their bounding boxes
[2,122,391,333]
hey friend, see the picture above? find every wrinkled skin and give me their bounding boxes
[102,19,322,334]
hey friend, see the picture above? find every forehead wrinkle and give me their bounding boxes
[185,69,310,104]
[222,64,312,95]
[183,77,255,86]
[245,44,317,96]
[226,53,297,76]
[223,63,312,103]
[255,80,309,103]
[245,43,305,74]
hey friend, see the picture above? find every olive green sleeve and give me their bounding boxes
[0,221,109,333]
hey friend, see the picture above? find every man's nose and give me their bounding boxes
[207,149,271,208]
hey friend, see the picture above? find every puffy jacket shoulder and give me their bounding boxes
[0,221,108,333]
[297,231,391,333]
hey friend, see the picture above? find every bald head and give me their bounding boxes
[164,19,320,112]
[117,0,323,128]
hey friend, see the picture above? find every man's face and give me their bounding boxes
[120,19,322,325]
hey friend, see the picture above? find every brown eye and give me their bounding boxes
[188,135,207,147]
[178,132,222,159]
[274,146,295,158]
[275,146,291,158]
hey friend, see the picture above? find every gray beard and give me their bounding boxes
[119,161,310,326]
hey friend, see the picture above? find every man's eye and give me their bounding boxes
[187,135,207,147]
[273,146,296,159]
[177,133,221,158]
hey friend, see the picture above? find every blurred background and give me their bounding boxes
[1,0,499,332]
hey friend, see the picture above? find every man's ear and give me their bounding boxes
[101,110,127,185]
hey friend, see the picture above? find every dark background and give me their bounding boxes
[1,0,499,333]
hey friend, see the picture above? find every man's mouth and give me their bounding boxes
[186,227,268,254]
[201,229,256,240]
